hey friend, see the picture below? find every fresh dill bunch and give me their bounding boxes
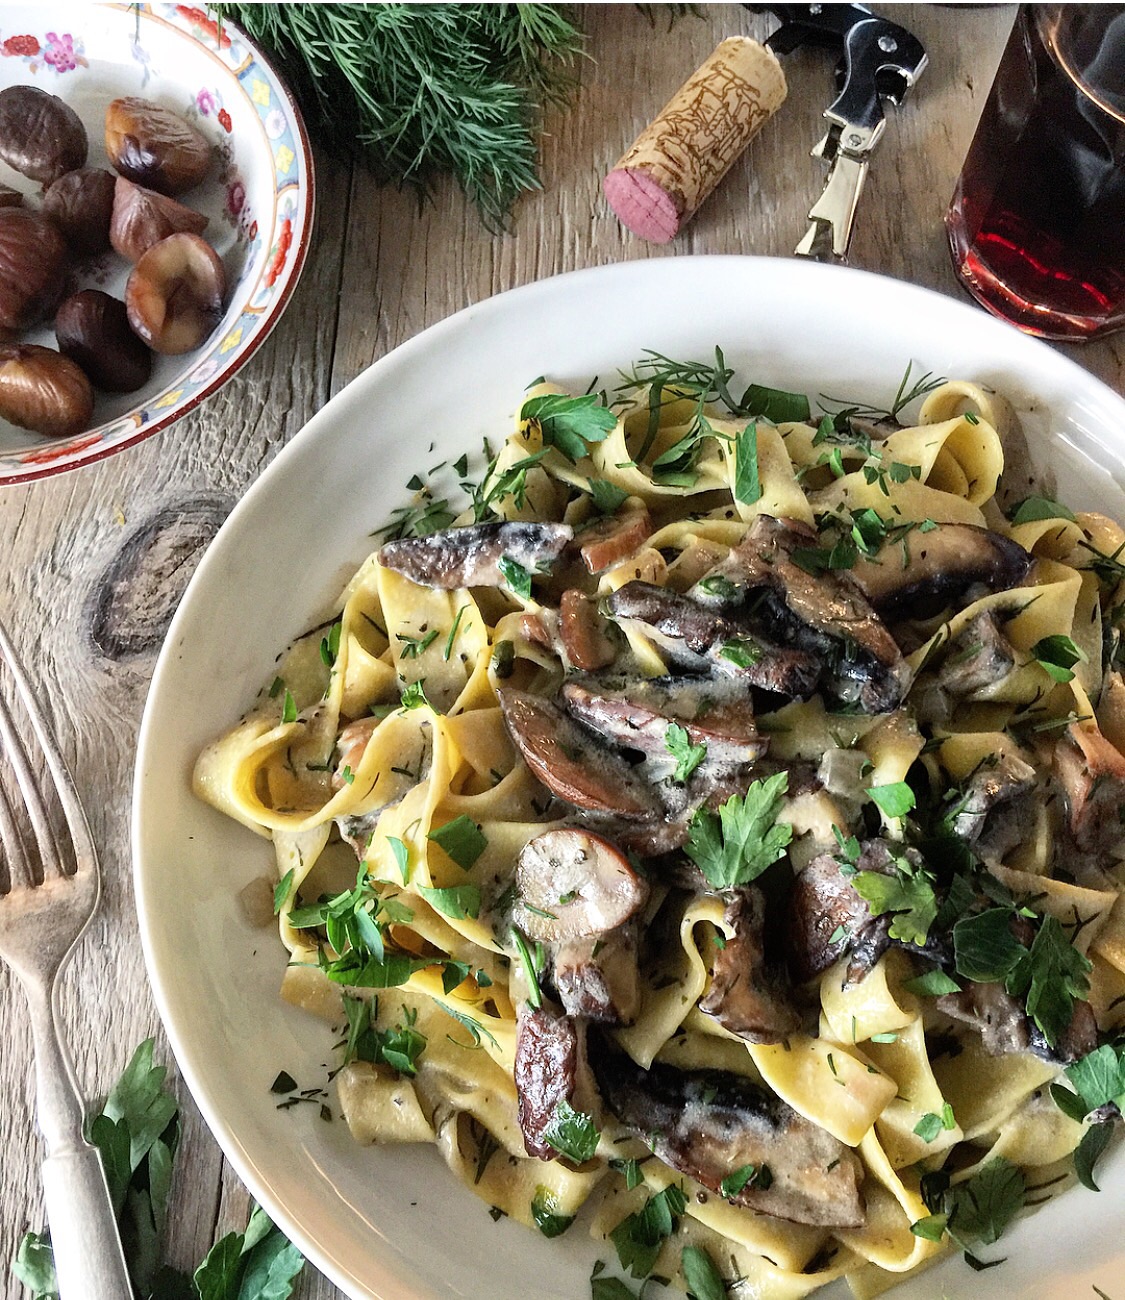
[212,3,585,230]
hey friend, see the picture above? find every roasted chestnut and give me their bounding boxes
[125,232,226,355]
[0,209,68,331]
[56,290,152,393]
[0,344,93,437]
[0,85,87,184]
[109,176,208,263]
[42,168,117,256]
[105,97,211,196]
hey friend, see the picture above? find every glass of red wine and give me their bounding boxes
[946,5,1125,342]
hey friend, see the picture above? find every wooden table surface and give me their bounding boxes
[2,4,1123,1297]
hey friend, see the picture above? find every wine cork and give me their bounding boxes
[603,37,787,243]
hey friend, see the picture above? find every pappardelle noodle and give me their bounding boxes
[195,352,1125,1298]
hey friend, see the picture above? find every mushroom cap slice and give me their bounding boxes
[514,1004,580,1160]
[497,689,659,818]
[378,521,572,589]
[698,887,801,1043]
[591,1045,865,1228]
[848,523,1031,619]
[514,828,649,943]
[1053,723,1125,856]
[551,922,642,1025]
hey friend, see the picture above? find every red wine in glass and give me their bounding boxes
[946,5,1125,342]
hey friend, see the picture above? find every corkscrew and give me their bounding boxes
[750,4,928,262]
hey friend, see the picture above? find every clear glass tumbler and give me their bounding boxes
[946,5,1125,342]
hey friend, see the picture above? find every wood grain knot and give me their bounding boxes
[88,497,230,660]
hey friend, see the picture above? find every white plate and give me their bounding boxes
[134,257,1125,1300]
[0,2,312,481]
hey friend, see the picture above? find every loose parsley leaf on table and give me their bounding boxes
[664,723,707,783]
[11,1041,305,1300]
[684,772,792,889]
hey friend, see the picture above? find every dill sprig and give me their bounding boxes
[819,361,946,426]
[212,4,585,229]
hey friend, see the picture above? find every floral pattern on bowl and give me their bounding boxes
[0,2,313,483]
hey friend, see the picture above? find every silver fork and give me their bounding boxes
[0,620,132,1299]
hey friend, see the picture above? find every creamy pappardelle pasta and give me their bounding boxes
[195,353,1125,1298]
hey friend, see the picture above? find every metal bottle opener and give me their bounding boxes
[752,4,928,262]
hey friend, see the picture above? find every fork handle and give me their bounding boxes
[42,1147,134,1299]
[27,982,133,1299]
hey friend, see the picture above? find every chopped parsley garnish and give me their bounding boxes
[397,628,440,660]
[913,1103,956,1143]
[273,868,294,916]
[498,554,533,600]
[417,883,482,920]
[717,636,762,668]
[1031,633,1087,683]
[911,1157,1026,1266]
[1009,496,1076,525]
[719,1163,771,1198]
[587,477,629,514]
[341,995,426,1073]
[399,680,431,710]
[953,910,1091,1047]
[684,772,792,890]
[520,392,617,462]
[902,969,961,997]
[541,1098,600,1164]
[427,815,487,870]
[387,836,410,882]
[680,1245,725,1300]
[281,689,298,724]
[734,422,761,504]
[1052,1043,1125,1122]
[852,855,937,946]
[444,605,468,661]
[320,620,342,667]
[490,639,515,678]
[865,781,916,819]
[512,929,544,1008]
[530,1187,575,1238]
[697,574,739,600]
[610,1183,686,1278]
[664,723,707,783]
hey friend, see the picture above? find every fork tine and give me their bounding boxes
[0,771,34,891]
[0,620,90,877]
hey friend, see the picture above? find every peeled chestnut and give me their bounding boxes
[0,85,87,184]
[105,97,211,196]
[109,176,208,263]
[56,290,152,393]
[42,168,116,256]
[0,209,68,331]
[0,344,93,437]
[125,232,226,355]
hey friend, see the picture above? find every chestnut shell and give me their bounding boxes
[43,168,117,256]
[56,290,152,393]
[0,209,69,331]
[105,97,211,196]
[0,85,87,184]
[109,176,208,263]
[0,343,93,437]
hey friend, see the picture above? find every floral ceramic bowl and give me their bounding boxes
[0,2,313,482]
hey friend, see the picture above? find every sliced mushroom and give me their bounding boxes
[939,610,1017,697]
[606,581,820,699]
[559,590,617,671]
[497,689,659,818]
[551,921,642,1025]
[1053,724,1125,856]
[947,752,1037,861]
[590,1045,865,1228]
[694,515,909,713]
[787,841,899,985]
[578,506,652,574]
[333,716,378,790]
[513,828,649,943]
[378,521,572,590]
[1029,998,1097,1065]
[698,888,801,1043]
[561,679,766,768]
[514,1004,580,1159]
[849,523,1031,620]
[936,982,1030,1057]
